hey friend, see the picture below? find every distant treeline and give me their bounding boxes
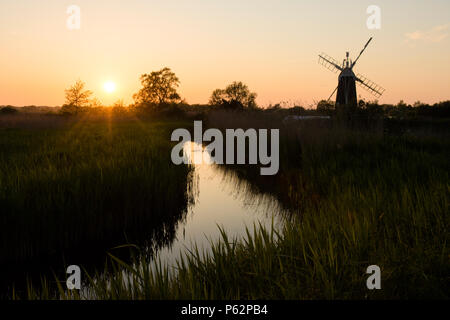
[1,100,450,120]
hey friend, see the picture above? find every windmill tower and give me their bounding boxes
[318,37,385,107]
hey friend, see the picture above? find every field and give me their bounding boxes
[1,111,448,299]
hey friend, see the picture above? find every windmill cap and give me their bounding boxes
[339,68,356,80]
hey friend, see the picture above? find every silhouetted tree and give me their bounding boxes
[113,99,125,108]
[291,106,306,114]
[209,81,257,109]
[413,101,425,107]
[133,67,181,105]
[90,98,103,108]
[64,80,93,109]
[397,100,409,108]
[316,100,335,114]
[0,106,18,115]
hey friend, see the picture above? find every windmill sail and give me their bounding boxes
[355,73,385,98]
[318,53,343,73]
[351,37,373,68]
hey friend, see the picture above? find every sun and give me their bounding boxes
[103,81,116,93]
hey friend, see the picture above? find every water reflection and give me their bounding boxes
[153,141,286,266]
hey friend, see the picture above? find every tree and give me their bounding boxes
[0,106,18,115]
[90,98,103,108]
[413,101,425,107]
[397,100,408,108]
[316,100,335,113]
[290,106,306,114]
[64,80,93,109]
[112,99,125,108]
[133,67,181,105]
[209,81,257,109]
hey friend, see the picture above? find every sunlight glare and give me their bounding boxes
[103,81,116,93]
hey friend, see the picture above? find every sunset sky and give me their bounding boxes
[1,0,449,107]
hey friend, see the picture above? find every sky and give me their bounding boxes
[0,0,449,107]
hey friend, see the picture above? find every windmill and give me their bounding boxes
[318,37,385,107]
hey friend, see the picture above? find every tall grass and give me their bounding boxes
[0,117,194,294]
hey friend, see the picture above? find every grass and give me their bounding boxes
[0,116,195,294]
[4,111,449,299]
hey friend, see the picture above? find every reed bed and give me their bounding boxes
[0,117,194,294]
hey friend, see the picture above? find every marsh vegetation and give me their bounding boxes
[1,102,449,299]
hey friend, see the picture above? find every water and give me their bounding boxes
[153,141,286,266]
[80,141,288,297]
